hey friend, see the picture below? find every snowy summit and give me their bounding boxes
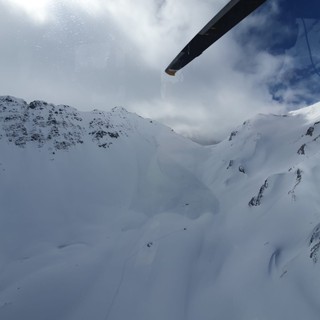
[1,95,320,320]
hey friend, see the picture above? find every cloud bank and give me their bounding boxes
[0,0,318,142]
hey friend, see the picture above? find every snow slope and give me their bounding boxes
[1,95,320,320]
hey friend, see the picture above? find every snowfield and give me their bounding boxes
[1,95,320,320]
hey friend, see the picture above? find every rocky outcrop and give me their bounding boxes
[310,223,320,263]
[0,96,130,154]
[248,179,268,206]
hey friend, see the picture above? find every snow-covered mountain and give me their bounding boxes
[1,95,320,320]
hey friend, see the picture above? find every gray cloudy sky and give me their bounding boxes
[0,0,312,142]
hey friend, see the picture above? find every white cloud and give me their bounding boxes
[0,0,315,143]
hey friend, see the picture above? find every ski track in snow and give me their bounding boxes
[104,225,189,320]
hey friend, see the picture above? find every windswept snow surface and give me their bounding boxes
[1,96,320,320]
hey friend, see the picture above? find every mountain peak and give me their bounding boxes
[0,96,143,152]
[1,95,320,320]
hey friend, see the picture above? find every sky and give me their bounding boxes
[0,0,319,142]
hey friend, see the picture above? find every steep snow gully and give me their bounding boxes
[1,95,320,320]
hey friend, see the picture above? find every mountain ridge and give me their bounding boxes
[1,95,320,320]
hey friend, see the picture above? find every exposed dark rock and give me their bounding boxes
[227,160,233,169]
[29,100,48,110]
[310,223,320,263]
[91,130,108,139]
[108,132,119,139]
[249,179,268,207]
[297,144,306,155]
[99,143,111,148]
[296,168,302,182]
[5,115,19,122]
[54,141,72,150]
[4,96,14,103]
[50,126,59,137]
[15,137,27,147]
[288,168,302,201]
[228,131,238,141]
[306,126,314,136]
[310,243,320,263]
[239,166,246,174]
[31,133,43,142]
